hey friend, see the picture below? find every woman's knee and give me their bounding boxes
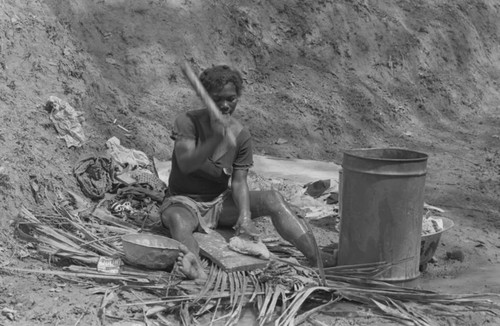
[262,190,287,211]
[161,207,197,233]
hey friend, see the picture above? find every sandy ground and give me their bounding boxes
[1,0,500,325]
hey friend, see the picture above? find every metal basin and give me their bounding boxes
[420,217,454,268]
[122,234,181,270]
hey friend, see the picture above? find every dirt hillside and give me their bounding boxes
[1,0,499,325]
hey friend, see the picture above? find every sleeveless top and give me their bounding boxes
[168,109,253,201]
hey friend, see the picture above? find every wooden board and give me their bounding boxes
[194,229,269,272]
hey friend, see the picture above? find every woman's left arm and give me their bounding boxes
[231,169,259,237]
[231,168,251,220]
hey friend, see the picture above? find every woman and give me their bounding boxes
[161,65,336,279]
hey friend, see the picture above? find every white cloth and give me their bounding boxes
[47,96,86,148]
[106,136,150,168]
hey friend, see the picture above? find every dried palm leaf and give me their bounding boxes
[275,257,322,283]
[133,288,265,308]
[195,266,225,316]
[193,262,218,305]
[228,270,236,306]
[257,282,272,321]
[37,243,99,265]
[98,287,117,325]
[370,297,436,326]
[248,273,262,304]
[179,302,193,326]
[156,312,175,326]
[389,297,439,326]
[336,283,500,307]
[294,297,341,325]
[225,271,248,326]
[16,207,500,326]
[280,283,291,313]
[262,284,286,324]
[54,205,127,255]
[196,270,231,325]
[19,207,120,258]
[219,270,228,299]
[207,298,221,325]
[36,221,116,259]
[19,208,79,247]
[322,261,392,278]
[225,271,241,324]
[83,223,137,235]
[234,271,245,310]
[275,286,334,326]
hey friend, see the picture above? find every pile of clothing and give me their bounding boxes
[73,137,167,228]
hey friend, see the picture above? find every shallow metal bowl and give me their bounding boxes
[121,234,181,270]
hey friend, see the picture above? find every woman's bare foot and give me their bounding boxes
[176,244,207,280]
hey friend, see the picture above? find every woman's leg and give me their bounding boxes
[219,190,336,267]
[161,206,207,279]
[161,205,200,254]
[250,190,320,265]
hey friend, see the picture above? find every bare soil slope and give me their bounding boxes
[1,0,499,325]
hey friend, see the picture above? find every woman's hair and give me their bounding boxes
[199,65,243,96]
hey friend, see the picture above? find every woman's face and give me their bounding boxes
[210,82,239,116]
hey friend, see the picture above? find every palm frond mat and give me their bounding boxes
[5,195,500,326]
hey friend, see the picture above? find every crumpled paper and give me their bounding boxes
[46,96,86,148]
[106,136,150,168]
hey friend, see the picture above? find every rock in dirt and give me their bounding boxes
[446,249,465,262]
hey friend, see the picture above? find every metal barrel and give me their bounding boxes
[338,148,428,281]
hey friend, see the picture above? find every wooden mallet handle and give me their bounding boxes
[181,62,236,145]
